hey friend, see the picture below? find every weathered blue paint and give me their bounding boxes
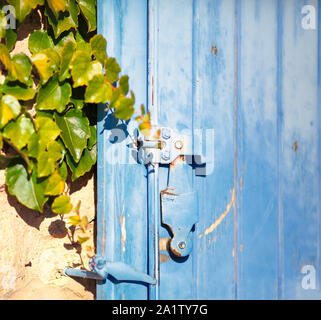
[97,0,149,300]
[96,0,321,299]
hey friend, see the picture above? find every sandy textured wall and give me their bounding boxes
[0,11,96,300]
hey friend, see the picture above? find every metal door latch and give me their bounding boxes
[161,190,198,257]
[135,126,205,258]
[135,126,205,169]
[63,255,156,284]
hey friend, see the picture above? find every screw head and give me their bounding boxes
[161,128,171,140]
[161,151,170,161]
[178,241,186,249]
[175,140,183,150]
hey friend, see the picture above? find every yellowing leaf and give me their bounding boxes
[37,151,57,177]
[0,95,21,128]
[31,49,60,84]
[78,236,89,244]
[69,215,81,226]
[52,195,73,214]
[44,171,65,196]
[70,51,103,87]
[3,115,35,149]
[47,0,67,17]
[7,0,44,22]
[85,74,112,103]
[90,35,107,64]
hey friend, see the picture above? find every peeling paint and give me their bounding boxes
[159,238,170,251]
[199,189,235,238]
[160,253,170,263]
[120,215,126,254]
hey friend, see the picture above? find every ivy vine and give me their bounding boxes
[0,0,151,229]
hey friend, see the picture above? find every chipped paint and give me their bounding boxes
[160,253,170,263]
[211,45,218,56]
[120,215,126,254]
[199,189,235,238]
[159,238,170,251]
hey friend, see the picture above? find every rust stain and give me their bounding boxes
[240,244,243,251]
[160,253,170,263]
[161,186,179,197]
[292,141,298,152]
[120,214,126,254]
[211,45,218,56]
[159,237,170,251]
[171,247,182,257]
[240,177,243,191]
[170,155,185,169]
[199,189,235,238]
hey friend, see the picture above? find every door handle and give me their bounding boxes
[64,255,156,284]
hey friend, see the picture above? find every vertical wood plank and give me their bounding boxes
[236,0,279,299]
[97,0,148,300]
[193,0,236,299]
[280,0,321,299]
[152,0,195,299]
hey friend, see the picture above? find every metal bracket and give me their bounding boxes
[161,190,198,257]
[135,126,204,258]
[136,126,205,169]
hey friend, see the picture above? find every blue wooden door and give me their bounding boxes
[97,0,321,300]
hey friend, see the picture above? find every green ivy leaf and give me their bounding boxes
[0,95,21,128]
[46,0,79,39]
[54,108,90,162]
[59,40,76,82]
[9,54,33,84]
[1,80,36,101]
[27,132,46,158]
[0,45,32,84]
[114,91,135,120]
[28,30,54,54]
[77,0,96,32]
[85,74,112,103]
[37,151,57,177]
[0,43,11,70]
[75,30,91,54]
[78,236,89,244]
[31,48,60,84]
[119,75,129,95]
[3,115,35,149]
[7,0,44,22]
[69,215,81,226]
[34,116,61,146]
[105,57,121,83]
[5,29,18,52]
[90,34,106,64]
[88,125,96,150]
[0,9,7,39]
[66,144,96,181]
[6,162,48,212]
[47,140,65,162]
[70,51,103,87]
[52,195,73,214]
[46,0,67,18]
[36,75,71,113]
[44,171,65,196]
[55,31,76,51]
[58,160,68,181]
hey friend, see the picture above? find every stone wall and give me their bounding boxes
[0,10,96,300]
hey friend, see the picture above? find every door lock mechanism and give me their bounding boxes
[135,126,205,258]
